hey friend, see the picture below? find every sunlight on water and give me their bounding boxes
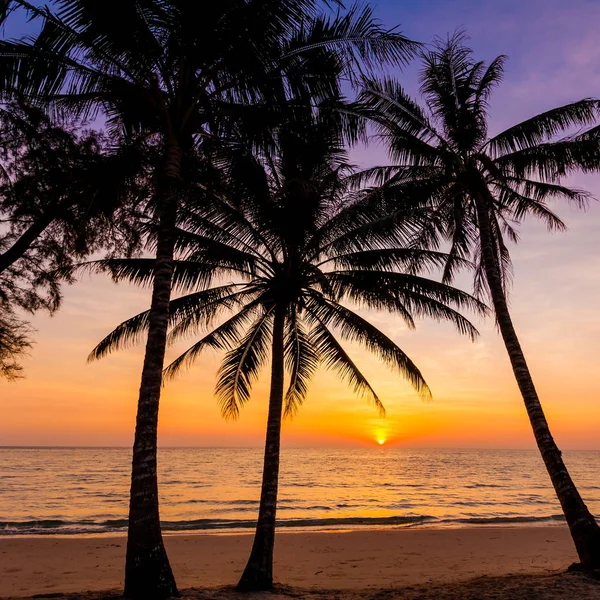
[1,447,599,535]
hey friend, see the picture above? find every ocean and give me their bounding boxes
[1,447,599,535]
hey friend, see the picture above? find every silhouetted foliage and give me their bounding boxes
[0,1,419,597]
[0,101,145,318]
[0,308,32,380]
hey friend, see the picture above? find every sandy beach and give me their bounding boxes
[2,526,599,599]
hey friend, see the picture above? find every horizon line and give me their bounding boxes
[2,445,600,452]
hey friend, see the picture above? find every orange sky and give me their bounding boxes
[2,194,600,449]
[2,0,600,449]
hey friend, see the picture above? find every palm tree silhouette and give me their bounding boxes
[0,2,417,595]
[358,32,600,568]
[92,101,484,590]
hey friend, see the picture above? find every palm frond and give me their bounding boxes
[486,99,600,156]
[88,284,251,361]
[163,298,265,381]
[283,4,419,81]
[493,183,568,231]
[91,257,245,293]
[283,314,319,418]
[324,270,485,338]
[306,293,432,400]
[88,308,150,362]
[321,247,467,275]
[473,55,506,115]
[166,286,261,342]
[215,307,274,420]
[494,138,600,181]
[308,316,385,415]
[358,77,443,142]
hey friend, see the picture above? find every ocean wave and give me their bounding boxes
[444,514,565,525]
[0,513,572,536]
[0,515,436,535]
[464,483,505,489]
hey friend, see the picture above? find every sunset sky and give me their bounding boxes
[2,0,600,449]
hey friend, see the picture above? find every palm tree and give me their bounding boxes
[358,32,600,568]
[90,102,485,591]
[0,2,417,595]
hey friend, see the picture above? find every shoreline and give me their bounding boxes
[0,525,584,598]
[0,518,569,539]
[0,515,569,538]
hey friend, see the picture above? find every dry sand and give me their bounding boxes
[1,526,599,599]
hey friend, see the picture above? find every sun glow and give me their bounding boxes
[378,439,385,445]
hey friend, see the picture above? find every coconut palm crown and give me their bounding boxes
[357,32,600,567]
[90,102,485,590]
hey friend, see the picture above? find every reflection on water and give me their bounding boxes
[1,447,599,534]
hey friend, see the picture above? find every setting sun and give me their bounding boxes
[378,439,385,445]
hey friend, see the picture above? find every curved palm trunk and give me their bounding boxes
[237,307,286,591]
[123,143,182,599]
[474,193,600,569]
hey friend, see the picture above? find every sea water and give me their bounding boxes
[1,447,599,535]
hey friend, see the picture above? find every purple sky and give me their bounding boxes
[367,0,600,137]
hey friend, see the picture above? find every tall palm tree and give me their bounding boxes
[90,102,485,591]
[358,32,600,568]
[0,2,417,596]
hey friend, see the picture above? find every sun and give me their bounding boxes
[377,439,385,445]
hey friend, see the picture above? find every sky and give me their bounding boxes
[2,0,600,449]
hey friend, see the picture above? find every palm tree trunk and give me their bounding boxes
[123,143,182,599]
[474,192,600,569]
[237,306,286,591]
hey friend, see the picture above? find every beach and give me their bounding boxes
[2,526,600,599]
